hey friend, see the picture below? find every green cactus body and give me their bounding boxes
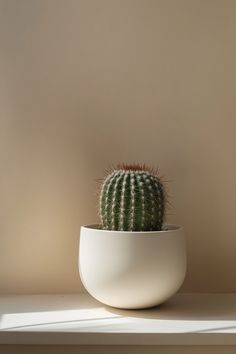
[99,166,165,231]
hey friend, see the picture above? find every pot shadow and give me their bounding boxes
[104,293,236,321]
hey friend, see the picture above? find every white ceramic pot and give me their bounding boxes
[79,224,186,309]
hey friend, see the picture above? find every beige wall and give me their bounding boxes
[0,0,236,294]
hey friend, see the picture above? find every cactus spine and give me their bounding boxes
[99,165,166,231]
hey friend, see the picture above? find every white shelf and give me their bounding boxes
[0,293,236,345]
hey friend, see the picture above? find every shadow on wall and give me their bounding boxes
[1,0,236,294]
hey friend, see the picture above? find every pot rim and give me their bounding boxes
[81,223,183,234]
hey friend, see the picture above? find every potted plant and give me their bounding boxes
[79,164,186,309]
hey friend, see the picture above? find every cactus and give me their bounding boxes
[99,164,166,231]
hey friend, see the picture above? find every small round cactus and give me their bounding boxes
[99,164,166,231]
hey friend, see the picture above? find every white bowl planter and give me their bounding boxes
[79,224,186,309]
